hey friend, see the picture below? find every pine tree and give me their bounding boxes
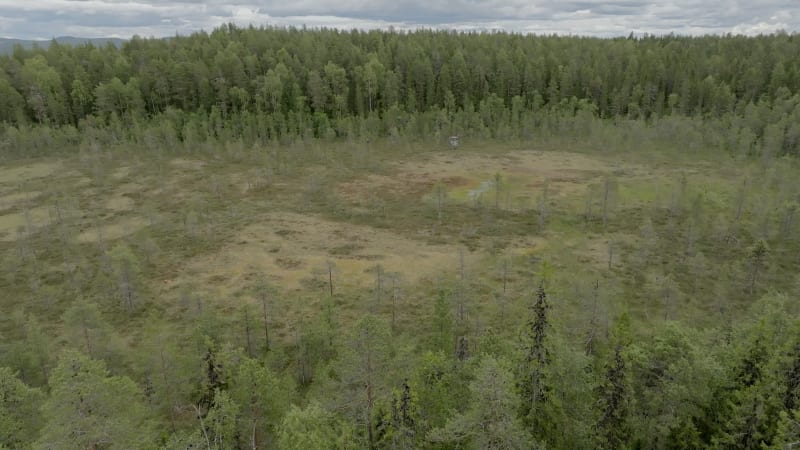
[35,350,153,449]
[517,282,551,433]
[377,379,421,449]
[429,356,532,449]
[0,367,43,449]
[595,345,630,449]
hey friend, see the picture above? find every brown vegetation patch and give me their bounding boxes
[0,206,51,241]
[571,233,639,270]
[169,212,471,296]
[105,194,135,212]
[169,159,206,171]
[337,150,622,203]
[0,161,62,185]
[75,216,149,243]
[0,191,41,212]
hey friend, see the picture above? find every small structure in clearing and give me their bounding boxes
[449,135,460,149]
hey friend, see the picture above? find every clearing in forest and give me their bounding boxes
[166,212,473,295]
[337,150,634,208]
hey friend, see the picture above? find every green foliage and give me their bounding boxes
[204,389,240,449]
[412,350,469,430]
[35,350,153,449]
[1,26,800,449]
[375,379,423,449]
[277,403,339,450]
[429,355,533,449]
[516,282,552,437]
[595,345,630,450]
[335,314,393,445]
[228,357,295,446]
[0,367,43,448]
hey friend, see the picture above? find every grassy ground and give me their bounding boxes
[1,137,796,362]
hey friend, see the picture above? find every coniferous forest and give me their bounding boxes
[1,26,800,449]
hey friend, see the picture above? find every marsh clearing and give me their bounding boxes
[0,142,753,342]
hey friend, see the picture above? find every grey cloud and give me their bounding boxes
[0,0,797,40]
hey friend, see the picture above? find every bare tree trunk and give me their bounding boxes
[585,280,599,356]
[159,347,178,433]
[457,249,466,323]
[328,261,335,297]
[391,276,398,332]
[502,258,509,294]
[735,179,747,222]
[81,317,93,358]
[261,292,270,352]
[243,306,253,358]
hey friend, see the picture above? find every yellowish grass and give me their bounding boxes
[75,216,149,243]
[166,212,476,297]
[0,162,62,185]
[337,150,631,204]
[570,233,639,270]
[169,158,206,171]
[0,191,41,212]
[104,194,135,212]
[0,206,51,241]
[111,166,133,180]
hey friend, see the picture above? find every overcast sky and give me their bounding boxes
[1,0,798,40]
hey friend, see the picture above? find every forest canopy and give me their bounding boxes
[0,26,799,157]
[3,26,800,450]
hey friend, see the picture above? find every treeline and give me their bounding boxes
[1,26,800,156]
[6,287,800,448]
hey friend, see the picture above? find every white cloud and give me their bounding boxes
[0,0,797,39]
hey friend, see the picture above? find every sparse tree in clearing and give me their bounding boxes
[670,172,688,218]
[537,179,550,230]
[241,303,254,357]
[200,389,241,450]
[389,272,402,332]
[256,280,273,353]
[373,263,385,311]
[517,281,552,434]
[586,280,601,356]
[0,367,43,449]
[780,200,798,239]
[36,350,153,450]
[137,329,195,434]
[734,178,749,223]
[607,239,616,270]
[337,315,392,448]
[432,182,447,224]
[277,403,339,450]
[376,379,422,449]
[229,357,294,449]
[456,249,469,326]
[61,298,119,363]
[746,239,769,294]
[686,251,710,294]
[645,272,683,321]
[494,172,503,211]
[293,324,321,387]
[595,345,630,450]
[109,243,141,315]
[601,176,618,227]
[3,310,51,386]
[326,260,336,297]
[584,184,595,223]
[770,410,800,450]
[429,356,532,449]
[433,288,454,354]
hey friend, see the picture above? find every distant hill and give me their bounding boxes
[0,36,126,54]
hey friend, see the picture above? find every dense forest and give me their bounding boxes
[2,26,800,449]
[1,26,799,157]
